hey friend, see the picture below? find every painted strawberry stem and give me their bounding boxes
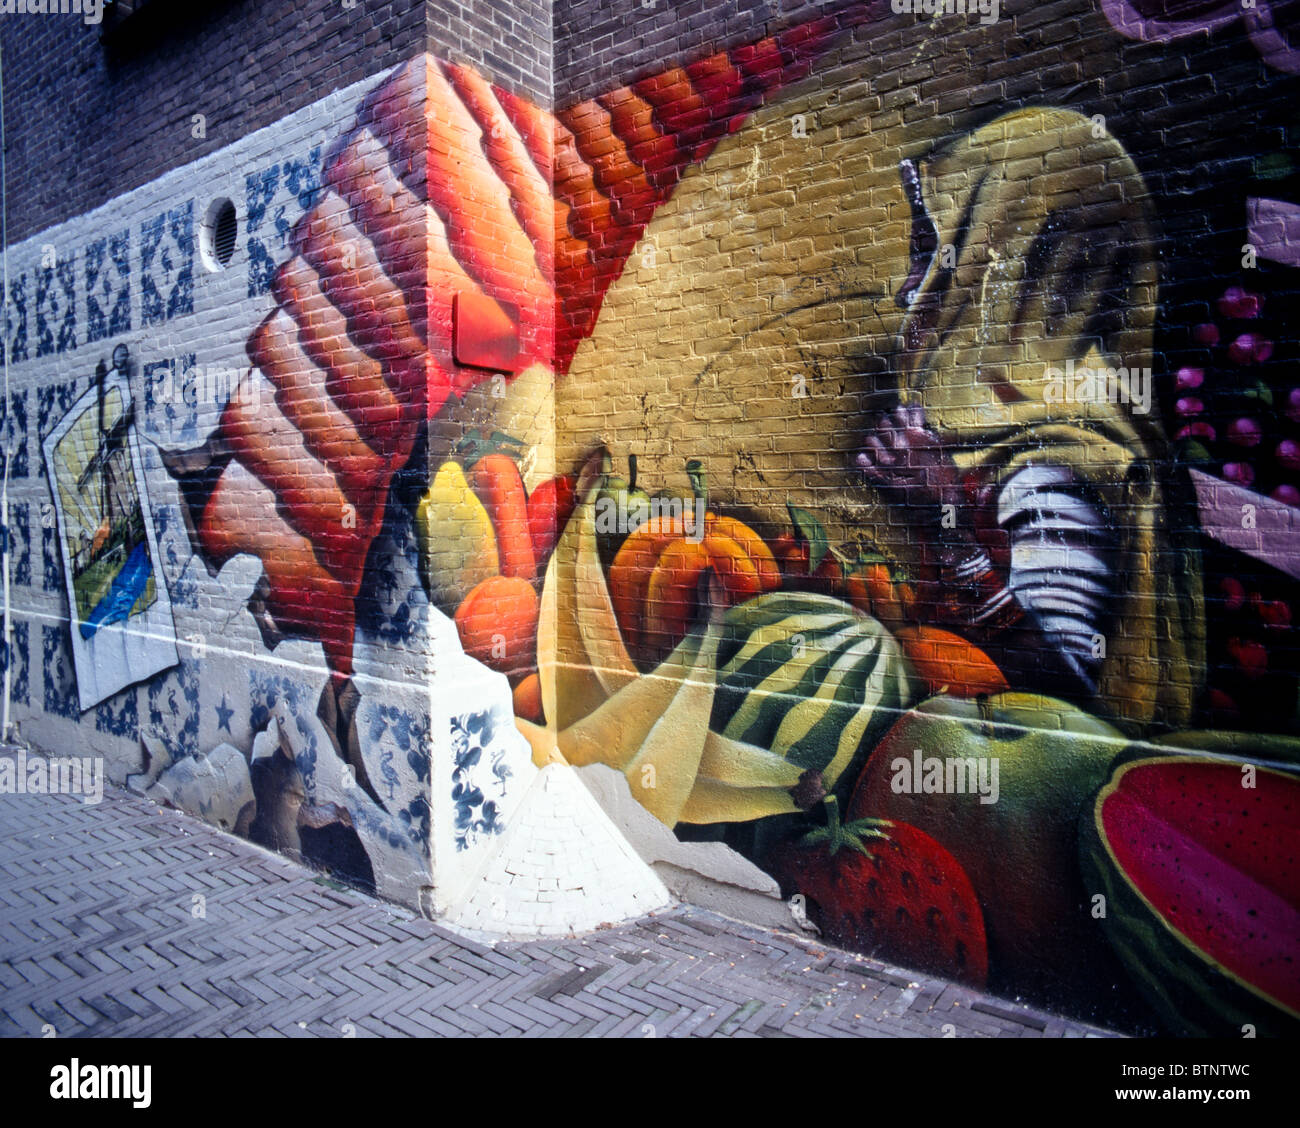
[800,795,891,858]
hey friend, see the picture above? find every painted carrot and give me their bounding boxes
[470,453,538,582]
[894,626,1009,699]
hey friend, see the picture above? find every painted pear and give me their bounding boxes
[595,452,653,566]
[416,461,500,616]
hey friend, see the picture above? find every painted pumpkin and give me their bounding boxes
[608,460,780,666]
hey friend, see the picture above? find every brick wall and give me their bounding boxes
[544,0,1300,1031]
[0,0,556,247]
[441,0,552,108]
[0,12,557,913]
[553,0,855,105]
[549,3,1300,726]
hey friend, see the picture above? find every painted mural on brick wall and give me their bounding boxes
[538,13,1298,1035]
[546,16,1297,1033]
[15,3,1299,1034]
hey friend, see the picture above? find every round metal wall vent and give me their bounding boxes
[201,197,238,271]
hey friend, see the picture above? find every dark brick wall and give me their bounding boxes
[0,0,554,245]
[433,0,551,108]
[552,0,858,105]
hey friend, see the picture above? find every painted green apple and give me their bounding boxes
[849,693,1128,1003]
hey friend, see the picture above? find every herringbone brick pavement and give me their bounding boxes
[0,783,1116,1038]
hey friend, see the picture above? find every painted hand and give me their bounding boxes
[855,403,961,514]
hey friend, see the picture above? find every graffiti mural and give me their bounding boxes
[538,12,1300,1036]
[6,0,1300,1035]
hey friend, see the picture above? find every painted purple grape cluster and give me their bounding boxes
[1174,284,1300,504]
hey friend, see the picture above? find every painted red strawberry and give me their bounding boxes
[768,798,989,987]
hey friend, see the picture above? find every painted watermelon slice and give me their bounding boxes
[1079,754,1300,1036]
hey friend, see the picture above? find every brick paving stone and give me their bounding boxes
[500,988,589,1028]
[970,999,1050,1031]
[604,1008,657,1038]
[549,988,617,1025]
[384,1011,446,1038]
[0,786,1117,1039]
[478,998,544,1034]
[577,1008,623,1038]
[4,1003,49,1034]
[47,993,102,1030]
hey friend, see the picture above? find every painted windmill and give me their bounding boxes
[77,351,137,564]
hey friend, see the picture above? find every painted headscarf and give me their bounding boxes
[898,106,1204,730]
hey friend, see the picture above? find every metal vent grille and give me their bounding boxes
[212,200,237,267]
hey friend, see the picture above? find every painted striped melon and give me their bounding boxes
[709,592,917,797]
[1079,754,1300,1036]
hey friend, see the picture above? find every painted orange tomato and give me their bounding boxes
[845,562,906,632]
[512,671,544,722]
